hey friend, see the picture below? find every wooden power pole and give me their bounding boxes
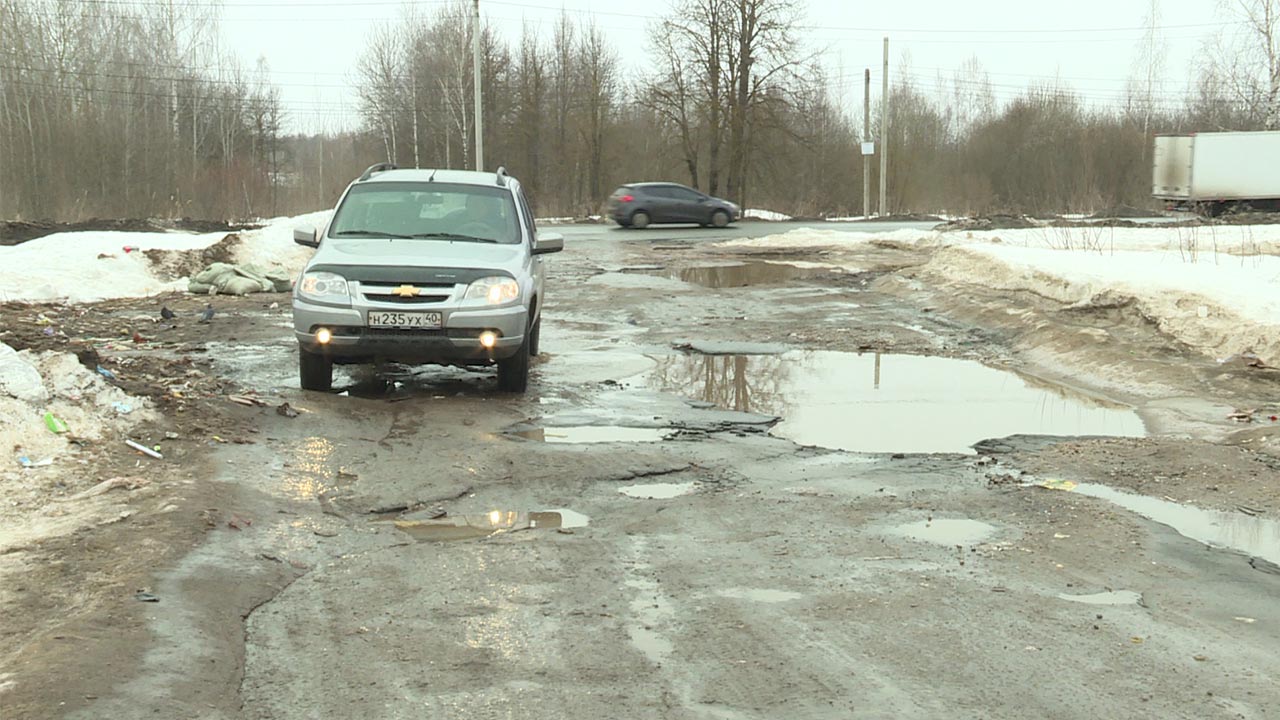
[879,37,888,217]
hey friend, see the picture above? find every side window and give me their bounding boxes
[516,189,536,243]
[647,187,672,199]
[673,188,702,202]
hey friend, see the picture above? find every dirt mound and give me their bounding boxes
[143,233,243,281]
[933,215,1038,232]
[0,218,262,245]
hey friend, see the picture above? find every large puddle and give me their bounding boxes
[672,262,831,288]
[1051,482,1280,566]
[649,351,1145,454]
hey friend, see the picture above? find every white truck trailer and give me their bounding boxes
[1152,130,1280,216]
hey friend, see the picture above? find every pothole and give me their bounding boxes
[618,482,697,499]
[1041,481,1280,566]
[887,518,997,545]
[671,261,834,288]
[1057,590,1143,606]
[510,426,671,444]
[649,350,1145,454]
[394,509,587,541]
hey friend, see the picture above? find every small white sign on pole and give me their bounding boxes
[861,142,876,156]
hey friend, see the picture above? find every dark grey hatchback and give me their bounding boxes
[607,182,741,229]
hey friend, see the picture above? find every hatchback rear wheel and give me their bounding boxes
[630,210,651,229]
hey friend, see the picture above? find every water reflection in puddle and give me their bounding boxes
[1067,483,1280,565]
[395,510,585,541]
[649,351,1145,454]
[888,518,997,545]
[618,482,697,499]
[672,262,832,288]
[281,436,339,501]
[513,426,670,444]
[718,588,802,603]
[1057,590,1143,606]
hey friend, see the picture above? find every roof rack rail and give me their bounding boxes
[495,166,508,187]
[359,162,398,181]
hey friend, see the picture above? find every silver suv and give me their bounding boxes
[291,164,563,393]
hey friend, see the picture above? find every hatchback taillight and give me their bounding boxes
[619,194,634,203]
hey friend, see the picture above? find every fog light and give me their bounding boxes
[315,327,332,344]
[479,331,497,349]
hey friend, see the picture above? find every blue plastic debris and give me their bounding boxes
[97,366,116,380]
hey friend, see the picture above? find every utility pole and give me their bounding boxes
[472,0,484,172]
[875,36,885,215]
[863,69,871,220]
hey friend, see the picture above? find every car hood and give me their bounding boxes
[308,238,526,274]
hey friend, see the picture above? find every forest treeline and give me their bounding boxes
[3,0,1279,222]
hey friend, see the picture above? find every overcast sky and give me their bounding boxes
[216,0,1229,133]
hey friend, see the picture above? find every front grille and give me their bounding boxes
[361,294,451,304]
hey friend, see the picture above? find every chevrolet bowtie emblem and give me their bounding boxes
[393,285,419,297]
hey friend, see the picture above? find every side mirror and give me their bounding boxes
[293,226,319,248]
[532,232,564,255]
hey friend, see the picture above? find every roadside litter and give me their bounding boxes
[125,439,163,459]
[188,262,290,296]
[43,412,68,434]
[17,456,53,468]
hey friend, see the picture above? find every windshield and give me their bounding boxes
[328,181,521,244]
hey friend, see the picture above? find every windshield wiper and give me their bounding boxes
[408,232,499,243]
[332,229,413,239]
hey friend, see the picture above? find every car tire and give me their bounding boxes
[630,210,650,229]
[528,315,541,356]
[299,347,333,392]
[711,209,730,228]
[497,333,530,393]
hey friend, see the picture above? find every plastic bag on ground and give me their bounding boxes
[0,342,49,403]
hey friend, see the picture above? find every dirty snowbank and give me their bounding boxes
[921,244,1280,364]
[0,342,160,551]
[727,223,1280,364]
[0,211,330,304]
[719,227,940,249]
[0,343,156,465]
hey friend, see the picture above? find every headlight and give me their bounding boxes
[298,271,350,305]
[465,276,520,305]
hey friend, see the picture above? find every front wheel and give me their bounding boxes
[528,316,541,356]
[711,209,730,228]
[299,347,333,391]
[497,335,530,392]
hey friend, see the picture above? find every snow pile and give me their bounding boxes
[0,211,330,304]
[0,343,156,468]
[720,227,940,249]
[0,229,227,303]
[234,210,331,276]
[922,243,1280,364]
[744,208,791,221]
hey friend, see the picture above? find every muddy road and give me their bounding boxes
[4,223,1280,719]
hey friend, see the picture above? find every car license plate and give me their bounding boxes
[367,311,442,329]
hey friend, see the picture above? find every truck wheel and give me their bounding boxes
[299,347,333,391]
[497,335,530,392]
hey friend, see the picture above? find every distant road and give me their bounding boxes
[548,219,942,244]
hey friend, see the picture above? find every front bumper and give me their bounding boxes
[293,298,527,364]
